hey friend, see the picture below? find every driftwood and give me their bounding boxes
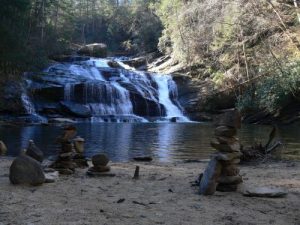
[241,126,283,162]
[133,166,140,179]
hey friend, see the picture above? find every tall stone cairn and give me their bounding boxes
[199,109,243,195]
[50,126,78,175]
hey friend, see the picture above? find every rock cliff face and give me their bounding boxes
[172,74,235,121]
[9,56,188,123]
[0,81,27,115]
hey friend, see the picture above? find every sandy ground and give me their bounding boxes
[0,158,299,225]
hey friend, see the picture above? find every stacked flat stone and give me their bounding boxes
[50,126,77,175]
[213,125,242,192]
[87,154,111,176]
[73,136,88,168]
[199,109,242,195]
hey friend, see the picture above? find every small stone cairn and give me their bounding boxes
[199,109,243,195]
[73,136,88,168]
[87,154,113,176]
[50,126,88,174]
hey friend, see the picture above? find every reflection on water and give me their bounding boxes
[1,122,299,162]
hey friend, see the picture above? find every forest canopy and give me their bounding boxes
[0,0,299,114]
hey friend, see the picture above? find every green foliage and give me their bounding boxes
[237,61,300,113]
[0,0,163,79]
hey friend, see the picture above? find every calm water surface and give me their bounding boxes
[1,122,299,162]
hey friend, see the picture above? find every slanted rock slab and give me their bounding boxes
[199,158,222,195]
[242,186,288,198]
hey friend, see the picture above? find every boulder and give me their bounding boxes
[9,154,45,186]
[78,43,107,58]
[92,154,109,167]
[26,140,44,162]
[199,158,222,195]
[0,140,7,155]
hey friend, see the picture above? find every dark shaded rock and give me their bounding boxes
[60,101,92,118]
[56,168,74,175]
[9,154,45,186]
[199,158,222,195]
[26,140,44,162]
[215,126,237,137]
[92,154,109,167]
[107,60,122,68]
[121,57,146,69]
[62,125,77,141]
[50,161,76,170]
[133,156,153,162]
[221,165,240,176]
[86,171,116,177]
[242,186,287,198]
[221,158,241,165]
[216,184,238,192]
[218,175,243,185]
[73,154,89,168]
[170,117,179,122]
[216,136,238,145]
[0,140,7,155]
[210,140,240,153]
[89,165,111,172]
[78,43,107,58]
[61,142,74,153]
[214,152,242,161]
[0,81,27,115]
[215,109,241,129]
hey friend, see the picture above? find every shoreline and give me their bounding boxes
[1,158,299,225]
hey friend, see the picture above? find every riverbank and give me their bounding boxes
[0,158,299,225]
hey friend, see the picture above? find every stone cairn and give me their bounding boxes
[87,154,114,176]
[73,136,89,168]
[199,109,243,195]
[50,126,88,175]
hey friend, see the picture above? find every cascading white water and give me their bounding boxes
[153,74,189,122]
[64,83,75,101]
[29,57,190,122]
[21,93,36,114]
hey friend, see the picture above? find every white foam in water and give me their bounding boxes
[153,74,190,122]
[21,93,36,114]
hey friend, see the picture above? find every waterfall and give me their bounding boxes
[64,83,75,101]
[153,74,189,122]
[27,57,190,123]
[21,93,36,114]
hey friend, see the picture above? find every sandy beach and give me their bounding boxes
[0,158,299,225]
